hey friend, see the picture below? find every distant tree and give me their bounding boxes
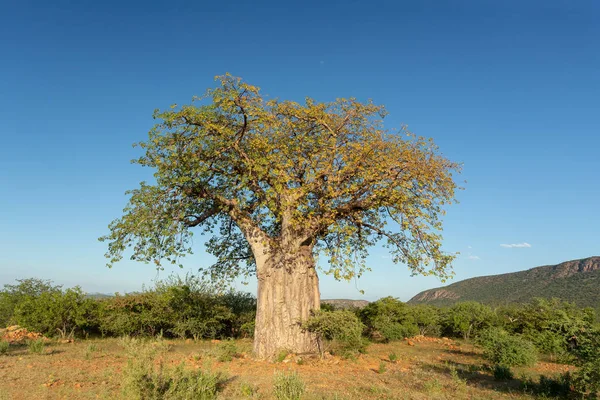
[101,75,460,358]
[13,287,98,337]
[442,301,495,339]
[0,278,61,327]
[360,297,419,341]
[410,304,441,336]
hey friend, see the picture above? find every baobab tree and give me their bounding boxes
[100,75,460,359]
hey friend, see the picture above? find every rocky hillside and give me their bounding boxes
[409,257,600,310]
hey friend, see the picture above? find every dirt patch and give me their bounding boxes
[0,325,47,344]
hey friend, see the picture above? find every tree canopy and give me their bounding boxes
[101,74,460,285]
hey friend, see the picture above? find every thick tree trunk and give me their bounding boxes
[253,245,320,359]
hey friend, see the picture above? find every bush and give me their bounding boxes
[28,338,45,354]
[14,287,100,338]
[0,278,61,328]
[377,322,419,341]
[0,340,9,355]
[302,310,368,358]
[441,301,495,340]
[526,329,568,360]
[273,371,305,400]
[124,361,223,400]
[493,365,513,380]
[476,328,537,367]
[215,340,238,362]
[521,373,572,398]
[570,328,600,397]
[409,304,441,336]
[122,338,223,399]
[99,274,255,340]
[240,321,255,339]
[360,297,419,342]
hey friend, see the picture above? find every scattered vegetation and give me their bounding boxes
[27,338,45,354]
[492,364,513,381]
[476,328,537,367]
[273,371,305,400]
[215,340,238,362]
[0,276,255,340]
[2,276,600,398]
[122,337,224,399]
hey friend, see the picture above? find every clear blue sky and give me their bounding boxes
[1,0,598,300]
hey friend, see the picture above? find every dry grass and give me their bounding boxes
[0,337,572,399]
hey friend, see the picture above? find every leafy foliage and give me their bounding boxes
[215,340,238,362]
[122,338,224,400]
[0,276,255,341]
[0,278,62,328]
[273,371,305,400]
[98,274,255,339]
[100,74,460,286]
[360,297,419,341]
[498,298,594,360]
[569,327,600,397]
[11,285,99,338]
[302,310,368,358]
[28,338,46,354]
[476,328,537,367]
[441,301,495,339]
[492,365,513,381]
[409,304,441,336]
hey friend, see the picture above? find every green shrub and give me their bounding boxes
[521,373,573,398]
[409,304,441,336]
[84,343,100,360]
[570,328,600,397]
[7,282,99,338]
[273,371,305,400]
[526,329,568,359]
[0,340,9,355]
[99,275,255,340]
[441,301,495,340]
[0,278,61,328]
[360,297,419,341]
[276,349,290,363]
[122,338,223,399]
[477,328,537,367]
[538,374,572,398]
[216,340,238,362]
[239,382,258,397]
[28,338,45,354]
[492,365,513,380]
[378,361,387,374]
[124,361,223,400]
[302,310,368,358]
[388,352,397,362]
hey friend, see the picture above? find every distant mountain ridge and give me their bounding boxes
[409,257,600,311]
[321,299,370,309]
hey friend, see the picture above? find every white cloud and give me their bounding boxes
[500,242,532,248]
[468,255,481,260]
